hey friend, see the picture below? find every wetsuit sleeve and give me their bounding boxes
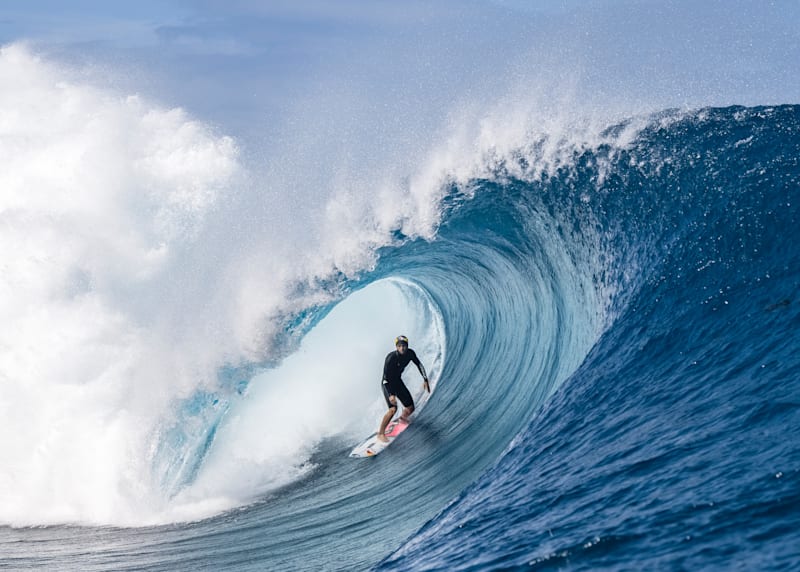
[382,352,393,381]
[410,349,428,381]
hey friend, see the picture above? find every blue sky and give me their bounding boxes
[2,0,799,147]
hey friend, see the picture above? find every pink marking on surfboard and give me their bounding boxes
[385,418,409,438]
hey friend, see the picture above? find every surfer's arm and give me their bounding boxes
[419,362,431,393]
[417,362,428,381]
[410,350,429,383]
[382,352,393,381]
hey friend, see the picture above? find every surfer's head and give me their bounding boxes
[395,335,409,353]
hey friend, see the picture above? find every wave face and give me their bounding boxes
[379,105,800,570]
[1,44,798,569]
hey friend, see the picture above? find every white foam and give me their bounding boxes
[0,44,239,526]
[0,41,634,527]
[0,45,453,526]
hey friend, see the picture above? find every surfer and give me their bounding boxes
[377,335,430,442]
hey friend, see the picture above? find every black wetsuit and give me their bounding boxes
[382,348,427,409]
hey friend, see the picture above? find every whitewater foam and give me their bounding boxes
[0,45,452,526]
[0,43,243,525]
[0,42,635,527]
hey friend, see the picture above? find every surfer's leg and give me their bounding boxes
[396,382,415,421]
[400,405,414,421]
[378,383,397,442]
[378,400,397,443]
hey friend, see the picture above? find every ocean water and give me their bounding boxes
[1,45,799,570]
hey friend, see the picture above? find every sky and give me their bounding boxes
[2,0,799,150]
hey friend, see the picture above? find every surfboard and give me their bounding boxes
[349,379,435,458]
[349,417,410,458]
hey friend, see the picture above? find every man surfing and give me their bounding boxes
[377,335,430,443]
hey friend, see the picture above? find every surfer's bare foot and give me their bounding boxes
[377,433,389,443]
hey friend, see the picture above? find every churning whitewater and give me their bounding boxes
[0,43,611,529]
[2,44,800,572]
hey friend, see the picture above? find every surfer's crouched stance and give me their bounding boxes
[378,335,430,442]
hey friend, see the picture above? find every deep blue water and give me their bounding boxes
[2,105,799,570]
[379,105,800,570]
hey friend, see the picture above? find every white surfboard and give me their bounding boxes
[349,381,434,458]
[349,417,410,457]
